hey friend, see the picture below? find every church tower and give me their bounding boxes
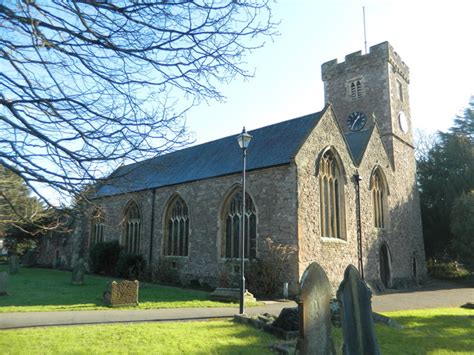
[321,41,414,166]
[321,42,426,288]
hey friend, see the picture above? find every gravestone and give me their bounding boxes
[337,265,380,355]
[0,272,8,296]
[71,258,85,285]
[103,280,139,307]
[297,262,334,355]
[9,255,19,274]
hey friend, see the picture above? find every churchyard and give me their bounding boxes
[0,266,241,312]
[0,265,472,354]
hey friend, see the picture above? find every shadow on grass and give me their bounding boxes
[0,320,276,354]
[0,266,219,311]
[376,312,474,354]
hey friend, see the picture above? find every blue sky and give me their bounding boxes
[15,0,471,205]
[187,0,474,145]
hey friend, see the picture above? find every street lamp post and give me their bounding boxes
[237,126,252,315]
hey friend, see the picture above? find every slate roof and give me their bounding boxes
[94,110,326,198]
[344,127,374,165]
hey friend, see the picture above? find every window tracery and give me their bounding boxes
[165,197,190,257]
[371,169,387,229]
[319,150,345,239]
[123,202,141,254]
[91,208,105,245]
[222,191,257,259]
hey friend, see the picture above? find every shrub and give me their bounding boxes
[245,237,296,297]
[154,260,181,286]
[217,267,233,288]
[427,259,470,280]
[116,253,146,280]
[89,240,122,275]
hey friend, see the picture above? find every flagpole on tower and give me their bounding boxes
[363,6,368,54]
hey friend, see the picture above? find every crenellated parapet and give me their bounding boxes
[322,42,410,83]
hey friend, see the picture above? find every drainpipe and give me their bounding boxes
[353,172,364,279]
[149,189,156,267]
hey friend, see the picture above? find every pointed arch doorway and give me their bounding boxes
[379,243,391,288]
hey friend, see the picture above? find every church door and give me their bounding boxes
[379,244,391,288]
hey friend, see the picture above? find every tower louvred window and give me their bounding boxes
[349,79,363,100]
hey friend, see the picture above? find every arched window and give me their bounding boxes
[356,80,363,98]
[123,202,141,254]
[222,190,257,259]
[350,82,356,99]
[349,79,363,100]
[90,208,105,245]
[319,150,345,239]
[164,197,190,257]
[371,169,387,228]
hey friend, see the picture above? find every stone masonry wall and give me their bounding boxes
[36,230,73,270]
[295,108,425,292]
[80,41,426,296]
[316,41,426,290]
[88,164,300,292]
[295,108,359,291]
[321,41,413,163]
[358,126,426,289]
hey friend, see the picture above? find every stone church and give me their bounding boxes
[84,42,426,293]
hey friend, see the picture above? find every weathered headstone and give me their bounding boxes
[103,280,139,307]
[0,272,8,296]
[9,255,19,274]
[71,258,85,285]
[297,262,334,355]
[337,265,380,355]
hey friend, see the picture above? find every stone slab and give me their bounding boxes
[337,265,380,355]
[209,287,256,303]
[103,280,139,307]
[297,262,334,355]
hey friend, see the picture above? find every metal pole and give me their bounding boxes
[354,173,364,279]
[240,148,247,314]
[363,6,368,54]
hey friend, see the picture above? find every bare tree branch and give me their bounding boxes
[0,0,277,206]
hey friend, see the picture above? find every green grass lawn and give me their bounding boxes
[0,308,472,354]
[0,266,242,312]
[331,307,474,354]
[376,308,474,354]
[0,320,277,354]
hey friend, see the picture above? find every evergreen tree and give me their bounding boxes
[417,98,474,259]
[450,96,474,141]
[0,166,47,253]
[451,191,474,266]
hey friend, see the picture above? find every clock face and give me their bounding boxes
[347,111,367,132]
[399,112,409,133]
